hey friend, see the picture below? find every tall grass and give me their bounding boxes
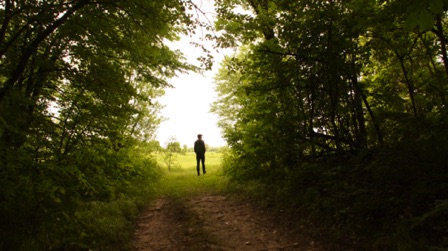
[154,152,228,199]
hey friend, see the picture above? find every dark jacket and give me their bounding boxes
[194,139,206,154]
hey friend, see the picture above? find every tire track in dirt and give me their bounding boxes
[132,194,321,251]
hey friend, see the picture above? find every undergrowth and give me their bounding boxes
[0,143,162,251]
[222,140,448,250]
[2,150,226,251]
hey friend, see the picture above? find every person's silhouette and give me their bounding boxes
[194,134,206,176]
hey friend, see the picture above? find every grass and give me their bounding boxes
[154,152,228,199]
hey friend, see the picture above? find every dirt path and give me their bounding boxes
[132,194,321,251]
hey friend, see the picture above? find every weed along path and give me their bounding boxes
[132,152,321,251]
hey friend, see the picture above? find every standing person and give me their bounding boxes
[194,134,206,176]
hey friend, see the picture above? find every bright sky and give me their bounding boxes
[155,0,228,148]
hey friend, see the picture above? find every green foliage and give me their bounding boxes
[0,1,198,250]
[161,137,183,171]
[212,0,448,249]
[1,141,162,251]
[222,137,448,249]
[404,0,447,30]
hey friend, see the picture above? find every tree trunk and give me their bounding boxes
[435,14,448,76]
[351,76,383,144]
[397,54,418,117]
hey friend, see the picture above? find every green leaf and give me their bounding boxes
[419,10,436,30]
[405,12,420,30]
[428,0,444,14]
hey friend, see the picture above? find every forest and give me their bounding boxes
[0,0,447,250]
[0,1,197,250]
[211,0,448,249]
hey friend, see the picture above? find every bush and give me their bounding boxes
[0,142,161,251]
[221,131,448,250]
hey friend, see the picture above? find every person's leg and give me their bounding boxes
[196,155,200,176]
[201,155,206,174]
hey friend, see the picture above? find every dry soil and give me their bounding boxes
[132,194,322,251]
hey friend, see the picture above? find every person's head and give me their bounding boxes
[197,134,202,139]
